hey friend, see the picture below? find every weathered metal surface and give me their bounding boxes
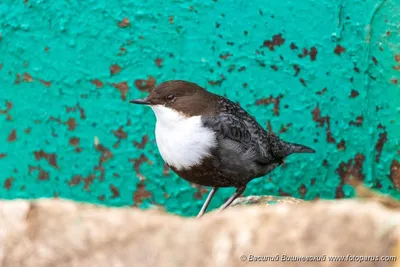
[0,0,399,216]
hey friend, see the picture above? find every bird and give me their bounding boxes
[130,80,315,217]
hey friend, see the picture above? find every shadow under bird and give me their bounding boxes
[130,80,315,217]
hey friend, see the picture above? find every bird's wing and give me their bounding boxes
[202,98,275,164]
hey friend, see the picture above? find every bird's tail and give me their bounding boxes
[287,142,316,154]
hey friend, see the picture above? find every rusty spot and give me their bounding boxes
[270,65,278,71]
[33,150,59,169]
[393,65,400,71]
[311,105,336,143]
[113,173,120,178]
[372,56,378,65]
[28,165,50,181]
[39,80,52,87]
[208,75,225,86]
[112,82,129,101]
[255,94,283,116]
[0,101,12,115]
[49,116,62,124]
[23,73,33,82]
[24,128,31,134]
[334,45,346,55]
[298,48,309,58]
[290,43,298,50]
[118,18,130,28]
[118,46,127,56]
[299,78,306,87]
[389,160,400,190]
[350,90,359,98]
[134,76,156,92]
[7,129,16,142]
[66,118,77,131]
[377,123,386,130]
[110,64,122,75]
[353,67,360,73]
[155,58,163,67]
[129,154,150,175]
[316,88,327,95]
[4,177,14,190]
[163,163,170,176]
[267,120,274,134]
[323,159,328,167]
[242,83,248,88]
[219,53,232,60]
[169,16,174,24]
[336,154,365,198]
[68,174,95,190]
[14,74,21,84]
[96,144,113,166]
[293,64,300,76]
[98,195,105,201]
[110,185,120,198]
[69,137,81,152]
[390,78,398,85]
[337,139,346,151]
[193,185,209,200]
[309,47,317,61]
[77,104,86,119]
[133,135,149,149]
[278,123,292,134]
[375,131,387,163]
[66,104,86,119]
[263,33,285,51]
[112,126,128,139]
[279,189,291,197]
[90,79,103,88]
[133,181,152,206]
[298,184,307,198]
[0,153,6,159]
[238,66,246,72]
[44,47,49,52]
[349,116,364,127]
[395,55,400,62]
[68,175,81,186]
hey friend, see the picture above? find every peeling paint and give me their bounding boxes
[336,154,365,198]
[134,77,156,92]
[0,0,399,216]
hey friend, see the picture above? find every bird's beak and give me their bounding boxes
[129,97,151,105]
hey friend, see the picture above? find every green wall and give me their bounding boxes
[0,0,399,216]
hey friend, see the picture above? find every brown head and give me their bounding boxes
[130,80,219,116]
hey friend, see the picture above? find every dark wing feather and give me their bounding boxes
[202,97,275,164]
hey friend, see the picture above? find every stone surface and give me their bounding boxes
[0,0,399,216]
[0,197,400,267]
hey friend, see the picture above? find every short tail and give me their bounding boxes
[287,142,316,154]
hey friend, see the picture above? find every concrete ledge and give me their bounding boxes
[0,195,400,267]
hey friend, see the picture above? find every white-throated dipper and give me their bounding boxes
[130,80,315,217]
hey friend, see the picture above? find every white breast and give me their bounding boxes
[150,105,217,170]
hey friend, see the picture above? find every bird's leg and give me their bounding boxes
[197,187,219,218]
[218,186,246,211]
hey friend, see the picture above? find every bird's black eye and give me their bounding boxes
[165,94,176,102]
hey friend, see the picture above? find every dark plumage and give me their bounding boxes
[130,80,315,217]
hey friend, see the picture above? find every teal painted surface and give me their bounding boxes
[0,0,399,216]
